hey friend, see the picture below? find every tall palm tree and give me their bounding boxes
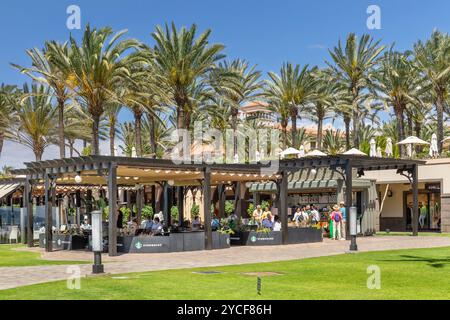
[151,22,225,130]
[414,30,450,153]
[13,41,70,158]
[373,49,423,157]
[266,63,315,148]
[11,84,57,161]
[306,69,338,150]
[209,59,263,154]
[50,25,141,155]
[323,129,345,155]
[328,33,385,148]
[0,84,17,157]
[105,103,122,156]
[268,100,290,149]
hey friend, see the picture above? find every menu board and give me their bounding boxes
[293,193,338,205]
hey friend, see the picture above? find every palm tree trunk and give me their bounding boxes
[58,98,65,159]
[352,108,359,148]
[69,140,74,158]
[231,109,238,155]
[109,120,116,156]
[291,111,297,148]
[149,115,156,159]
[395,108,406,157]
[134,111,143,157]
[317,118,323,150]
[0,132,4,158]
[344,116,351,150]
[91,114,100,155]
[282,120,288,149]
[176,106,185,130]
[436,95,445,153]
[406,112,413,136]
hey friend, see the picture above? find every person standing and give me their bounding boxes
[339,201,347,240]
[419,203,428,229]
[331,205,343,240]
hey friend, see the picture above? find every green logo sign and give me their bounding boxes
[135,241,143,250]
[250,236,257,243]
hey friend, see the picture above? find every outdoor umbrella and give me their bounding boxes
[131,147,137,158]
[429,133,439,158]
[369,138,377,157]
[377,147,382,158]
[443,137,450,143]
[397,136,430,158]
[298,145,306,158]
[343,148,368,156]
[255,150,261,162]
[280,147,302,159]
[305,149,327,157]
[385,138,393,157]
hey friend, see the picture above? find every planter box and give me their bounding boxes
[230,228,323,246]
[39,234,87,250]
[212,232,230,249]
[118,235,171,253]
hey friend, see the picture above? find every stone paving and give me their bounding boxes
[1,236,450,290]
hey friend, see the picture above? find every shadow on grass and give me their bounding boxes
[377,255,450,268]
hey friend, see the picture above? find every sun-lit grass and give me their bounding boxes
[0,244,87,267]
[1,246,450,300]
[376,232,450,237]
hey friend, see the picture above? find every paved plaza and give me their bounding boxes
[1,236,450,290]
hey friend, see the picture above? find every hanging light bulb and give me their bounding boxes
[74,174,82,183]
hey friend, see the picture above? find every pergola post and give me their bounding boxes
[218,185,226,218]
[44,172,53,252]
[108,162,118,257]
[203,168,212,250]
[136,186,143,225]
[177,186,184,226]
[234,182,242,219]
[163,182,170,227]
[279,170,289,245]
[412,164,419,236]
[25,176,33,247]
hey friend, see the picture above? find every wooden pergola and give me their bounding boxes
[12,155,424,256]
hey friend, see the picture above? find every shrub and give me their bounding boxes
[191,203,200,220]
[142,205,154,219]
[171,206,179,221]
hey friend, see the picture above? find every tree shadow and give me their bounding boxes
[377,255,450,268]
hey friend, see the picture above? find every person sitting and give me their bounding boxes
[262,214,273,229]
[192,216,202,230]
[292,207,303,227]
[127,218,138,236]
[211,215,220,231]
[273,215,282,231]
[252,205,263,224]
[151,217,163,235]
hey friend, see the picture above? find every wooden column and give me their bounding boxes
[218,185,226,218]
[203,168,212,250]
[136,187,143,225]
[412,164,419,236]
[25,177,33,247]
[44,172,52,252]
[234,182,242,219]
[279,170,289,245]
[163,182,170,227]
[177,186,184,226]
[108,163,118,257]
[345,161,353,240]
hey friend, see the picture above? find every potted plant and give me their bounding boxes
[190,203,200,220]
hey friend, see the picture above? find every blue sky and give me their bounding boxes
[0,0,449,166]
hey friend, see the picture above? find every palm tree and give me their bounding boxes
[13,41,70,158]
[414,30,450,153]
[11,84,57,161]
[373,49,423,157]
[0,165,14,178]
[328,33,385,148]
[268,100,290,149]
[306,69,339,150]
[322,129,345,155]
[0,84,17,158]
[266,63,315,148]
[50,25,141,155]
[209,59,263,154]
[151,22,225,130]
[105,103,122,156]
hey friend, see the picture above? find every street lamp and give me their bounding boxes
[349,207,358,251]
[91,210,104,274]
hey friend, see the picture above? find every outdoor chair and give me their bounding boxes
[9,226,19,244]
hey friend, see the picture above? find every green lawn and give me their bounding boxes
[1,246,450,300]
[0,245,87,267]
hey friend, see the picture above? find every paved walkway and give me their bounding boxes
[1,236,450,290]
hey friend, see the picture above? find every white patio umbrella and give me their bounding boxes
[397,136,430,158]
[255,150,261,162]
[305,149,327,157]
[369,138,377,157]
[343,148,367,156]
[233,153,239,163]
[385,138,393,157]
[377,147,382,157]
[279,147,302,157]
[443,136,450,142]
[298,145,306,158]
[131,147,137,158]
[429,133,439,158]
